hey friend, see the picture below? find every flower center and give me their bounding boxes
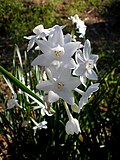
[54,50,62,57]
[57,82,64,89]
[86,60,94,70]
[52,45,64,58]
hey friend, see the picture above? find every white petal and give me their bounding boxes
[35,39,51,54]
[86,83,99,97]
[50,25,64,47]
[75,50,85,63]
[64,77,80,90]
[78,96,87,113]
[31,54,53,66]
[62,58,76,69]
[90,54,99,63]
[41,120,47,125]
[27,39,35,51]
[13,93,17,99]
[48,91,59,103]
[83,39,91,61]
[80,76,87,87]
[64,42,80,57]
[74,88,84,95]
[33,24,44,34]
[36,80,53,91]
[7,99,16,109]
[85,69,98,80]
[65,121,74,135]
[64,33,72,43]
[73,64,86,76]
[58,89,74,105]
[24,35,35,40]
[73,118,81,134]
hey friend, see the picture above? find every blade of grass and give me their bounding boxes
[0,66,44,105]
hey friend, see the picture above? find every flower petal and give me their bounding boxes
[90,54,99,63]
[78,96,88,113]
[31,54,53,66]
[64,33,72,43]
[75,50,85,64]
[83,39,91,61]
[85,69,98,80]
[73,64,86,76]
[65,121,74,135]
[36,39,51,54]
[80,76,87,87]
[62,58,76,69]
[50,25,64,47]
[73,118,81,134]
[48,91,59,103]
[86,83,100,97]
[64,77,80,90]
[58,89,74,105]
[64,42,81,57]
[36,80,53,92]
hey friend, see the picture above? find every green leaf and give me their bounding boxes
[0,66,44,105]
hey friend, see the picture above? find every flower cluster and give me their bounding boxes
[24,15,99,135]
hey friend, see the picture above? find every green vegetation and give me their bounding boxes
[0,0,118,45]
[0,44,119,160]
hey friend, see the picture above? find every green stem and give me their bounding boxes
[55,102,59,159]
[63,101,72,120]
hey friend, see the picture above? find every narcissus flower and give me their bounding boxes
[64,102,81,135]
[65,118,81,135]
[73,39,98,86]
[31,118,47,136]
[36,68,80,105]
[32,25,82,69]
[24,24,63,51]
[7,93,22,109]
[75,83,100,113]
[69,14,87,38]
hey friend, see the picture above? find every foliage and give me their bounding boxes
[0,35,120,160]
[0,0,57,44]
[0,0,116,46]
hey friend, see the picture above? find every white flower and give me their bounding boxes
[24,35,37,52]
[68,14,79,24]
[31,118,47,136]
[65,118,81,135]
[24,24,58,51]
[64,101,81,135]
[7,93,22,109]
[32,25,82,69]
[69,14,87,38]
[77,20,87,38]
[36,68,80,105]
[73,39,98,86]
[75,83,100,113]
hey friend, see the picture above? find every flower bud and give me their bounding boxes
[71,103,79,113]
[65,118,81,135]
